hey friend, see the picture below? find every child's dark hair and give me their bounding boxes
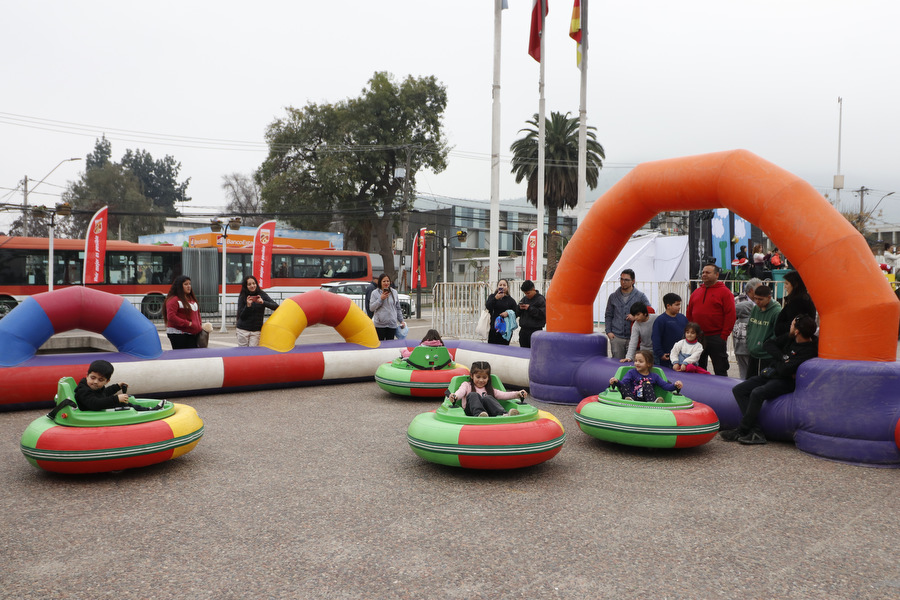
[662,292,682,308]
[468,361,495,397]
[88,359,114,380]
[685,322,704,344]
[520,280,535,292]
[421,329,443,344]
[629,301,649,317]
[635,349,655,366]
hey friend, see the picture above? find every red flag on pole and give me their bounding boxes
[570,0,583,66]
[525,228,538,281]
[252,220,276,289]
[82,206,108,284]
[528,0,548,62]
[411,228,428,289]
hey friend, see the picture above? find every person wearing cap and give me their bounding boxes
[516,280,546,348]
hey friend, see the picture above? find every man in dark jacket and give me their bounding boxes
[516,280,546,349]
[721,315,818,445]
[364,275,379,317]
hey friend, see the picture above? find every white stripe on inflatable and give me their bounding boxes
[114,357,226,395]
[322,348,402,380]
[453,349,530,387]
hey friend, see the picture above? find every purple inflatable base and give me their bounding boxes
[529,333,900,467]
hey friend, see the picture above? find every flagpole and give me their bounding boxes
[536,0,546,285]
[489,0,503,289]
[576,0,589,226]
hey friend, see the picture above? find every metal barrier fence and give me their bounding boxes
[431,279,760,341]
[132,279,770,332]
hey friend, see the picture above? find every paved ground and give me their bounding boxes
[3,319,899,599]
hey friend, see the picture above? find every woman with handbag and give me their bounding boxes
[485,279,518,345]
[165,275,207,349]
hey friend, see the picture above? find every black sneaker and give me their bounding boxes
[719,429,743,442]
[738,431,767,445]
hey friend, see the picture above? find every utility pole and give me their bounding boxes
[399,145,414,291]
[854,186,868,230]
[22,176,29,236]
[834,97,843,208]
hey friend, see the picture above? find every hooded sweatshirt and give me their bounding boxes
[686,281,736,340]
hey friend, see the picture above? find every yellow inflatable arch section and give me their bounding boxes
[259,289,379,352]
[548,150,899,362]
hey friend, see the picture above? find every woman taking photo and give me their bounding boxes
[369,273,406,341]
[485,278,518,345]
[235,275,279,347]
[165,275,204,349]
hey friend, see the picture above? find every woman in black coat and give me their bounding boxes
[485,278,518,345]
[236,276,279,346]
[774,270,816,337]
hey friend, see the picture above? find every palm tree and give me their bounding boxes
[510,111,605,277]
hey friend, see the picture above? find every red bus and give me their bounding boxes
[0,236,372,319]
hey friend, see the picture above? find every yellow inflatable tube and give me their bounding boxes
[260,289,379,352]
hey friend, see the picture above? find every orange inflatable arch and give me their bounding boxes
[548,150,899,362]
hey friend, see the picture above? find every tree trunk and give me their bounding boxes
[547,208,560,279]
[373,215,396,281]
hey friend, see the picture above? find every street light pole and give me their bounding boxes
[22,157,81,237]
[42,203,73,291]
[210,217,242,333]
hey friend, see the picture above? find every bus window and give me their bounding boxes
[226,253,249,284]
[107,252,133,284]
[343,256,367,279]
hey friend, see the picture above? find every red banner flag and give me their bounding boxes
[570,0,583,67]
[529,0,549,62]
[82,206,108,284]
[411,228,428,289]
[525,228,538,281]
[252,220,277,289]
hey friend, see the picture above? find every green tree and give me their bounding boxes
[56,138,185,241]
[256,71,450,278]
[121,149,191,214]
[61,162,166,241]
[86,135,112,171]
[510,111,605,277]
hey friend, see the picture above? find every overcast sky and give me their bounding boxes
[2,0,899,234]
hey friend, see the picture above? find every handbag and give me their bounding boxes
[196,329,209,348]
[475,309,491,339]
[396,324,409,340]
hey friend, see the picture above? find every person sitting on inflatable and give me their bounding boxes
[74,359,161,412]
[400,329,444,359]
[671,322,709,374]
[448,361,526,417]
[609,350,683,403]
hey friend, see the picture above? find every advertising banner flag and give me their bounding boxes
[411,228,429,289]
[525,228,538,281]
[82,206,108,284]
[418,228,428,288]
[252,220,277,289]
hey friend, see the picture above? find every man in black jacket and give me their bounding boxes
[364,275,380,317]
[721,314,818,445]
[516,280,546,349]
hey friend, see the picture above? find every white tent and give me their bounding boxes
[591,232,690,321]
